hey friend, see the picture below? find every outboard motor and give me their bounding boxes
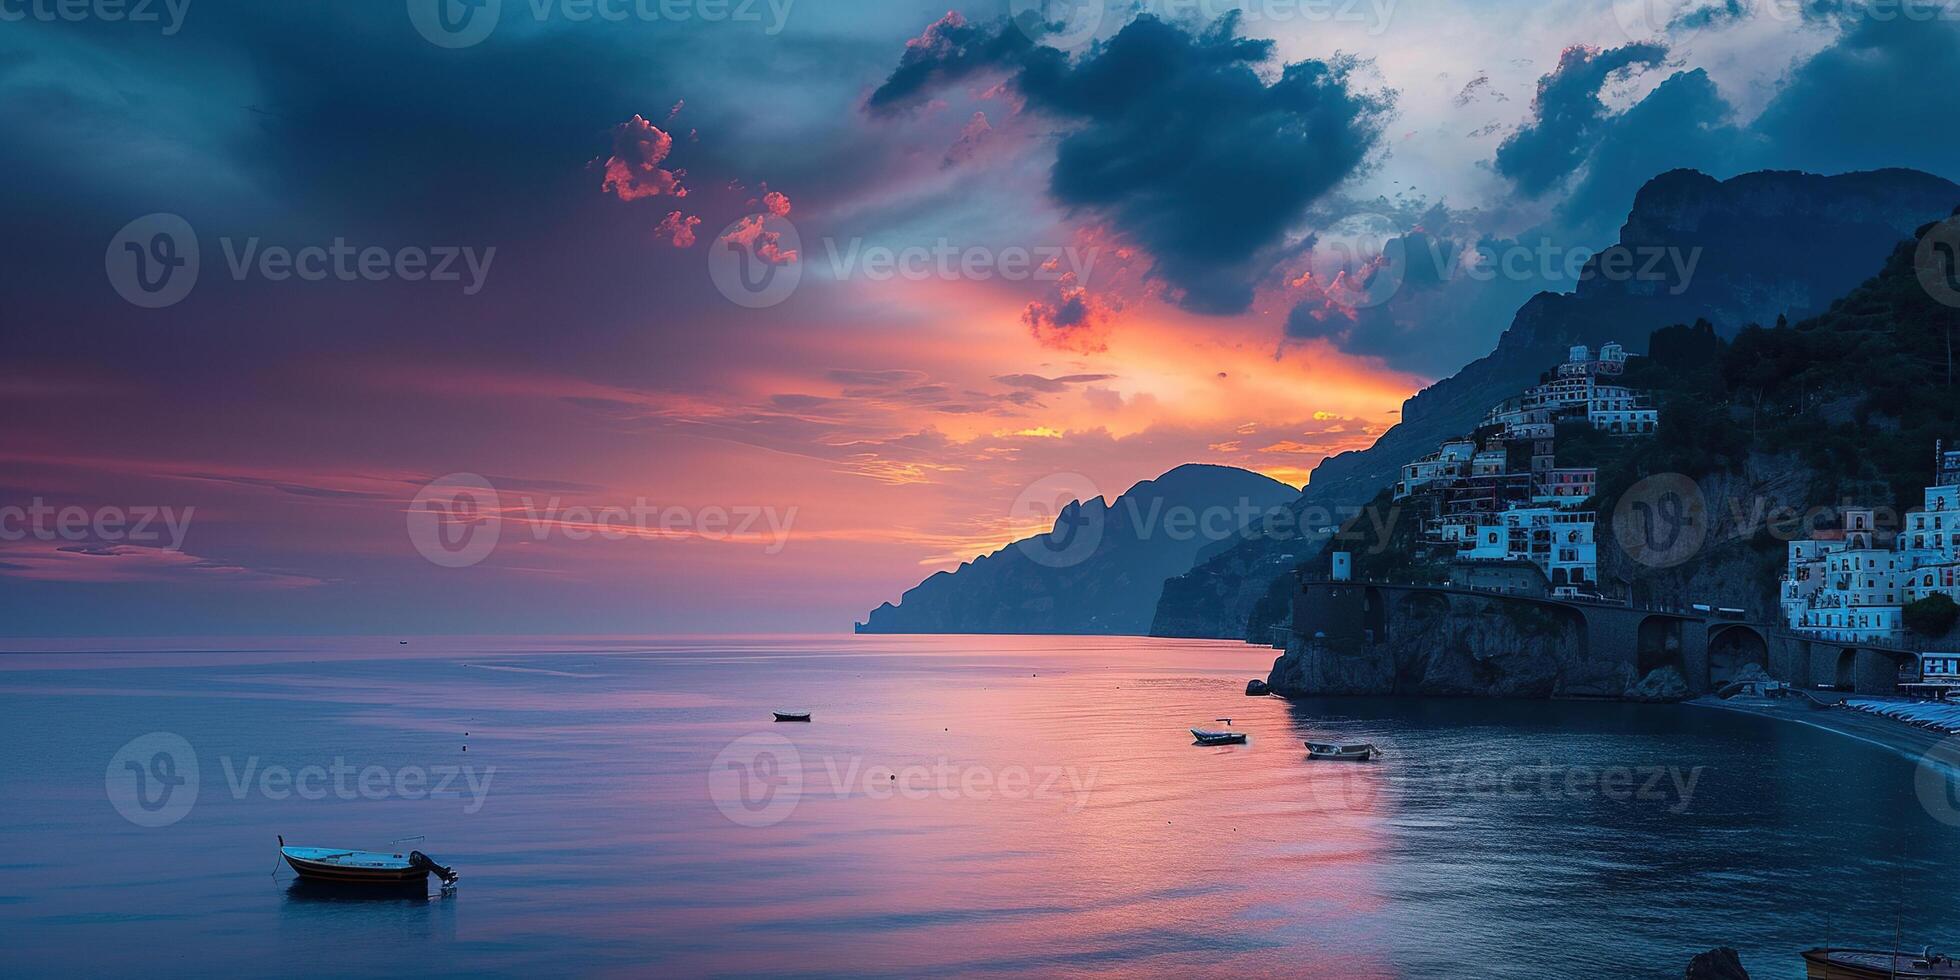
[408,850,459,885]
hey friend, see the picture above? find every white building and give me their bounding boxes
[1782,449,1960,644]
[1394,439,1476,500]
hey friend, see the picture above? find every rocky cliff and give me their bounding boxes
[1155,167,1960,640]
[1266,591,1644,700]
[858,464,1297,635]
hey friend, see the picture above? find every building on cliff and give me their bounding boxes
[1393,344,1654,596]
[1780,444,1960,644]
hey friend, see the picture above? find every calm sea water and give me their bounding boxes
[2,634,1955,978]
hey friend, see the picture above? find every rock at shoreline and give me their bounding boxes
[1245,679,1269,696]
[1628,666,1691,703]
[1684,946,1749,979]
[1730,662,1773,685]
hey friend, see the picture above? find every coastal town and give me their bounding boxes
[1779,444,1960,696]
[1353,344,1960,705]
[1391,343,1654,598]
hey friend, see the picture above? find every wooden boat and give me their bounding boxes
[278,835,457,885]
[1802,947,1960,978]
[1190,728,1247,745]
[1305,740,1380,761]
[773,710,811,722]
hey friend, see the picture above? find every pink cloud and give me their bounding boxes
[1023,274,1115,354]
[720,214,798,265]
[654,211,702,247]
[597,114,688,202]
[763,191,791,217]
[943,111,993,167]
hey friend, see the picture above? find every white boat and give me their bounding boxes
[1305,740,1379,761]
[1191,719,1247,745]
[277,835,458,885]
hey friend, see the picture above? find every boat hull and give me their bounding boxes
[281,848,429,884]
[1190,729,1246,745]
[773,712,811,722]
[1305,742,1379,761]
[1803,948,1960,979]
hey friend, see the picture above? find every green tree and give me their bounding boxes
[1904,594,1959,638]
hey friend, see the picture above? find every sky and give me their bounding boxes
[2,0,1956,636]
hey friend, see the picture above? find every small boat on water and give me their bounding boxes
[278,835,458,886]
[773,710,811,722]
[1191,718,1247,745]
[1802,947,1960,979]
[1305,740,1380,761]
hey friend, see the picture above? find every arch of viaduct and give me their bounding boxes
[1292,579,1915,696]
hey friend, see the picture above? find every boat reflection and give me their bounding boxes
[282,877,449,905]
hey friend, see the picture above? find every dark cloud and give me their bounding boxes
[869,12,1392,314]
[1745,13,1960,178]
[1493,42,1668,197]
[991,373,1118,392]
[1554,68,1743,241]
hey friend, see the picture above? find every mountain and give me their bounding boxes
[1151,167,1960,640]
[856,464,1298,635]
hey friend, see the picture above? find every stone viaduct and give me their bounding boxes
[1290,578,1916,696]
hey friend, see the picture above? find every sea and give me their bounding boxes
[2,634,1956,978]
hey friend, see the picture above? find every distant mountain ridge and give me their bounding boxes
[857,464,1297,635]
[1151,167,1960,640]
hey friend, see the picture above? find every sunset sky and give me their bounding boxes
[3,0,1955,635]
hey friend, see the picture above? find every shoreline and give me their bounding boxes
[1686,695,1956,771]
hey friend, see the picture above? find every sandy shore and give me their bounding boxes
[1688,694,1959,770]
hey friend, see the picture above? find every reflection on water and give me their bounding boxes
[2,634,1955,977]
